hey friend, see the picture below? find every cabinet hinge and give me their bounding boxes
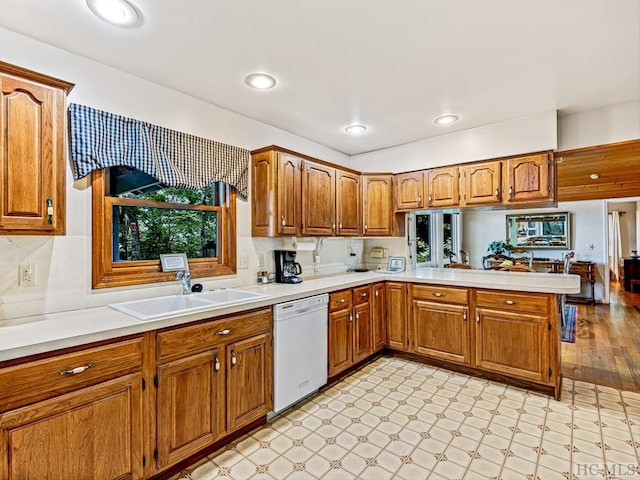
[548,322,551,331]
[153,448,159,461]
[153,375,159,388]
[548,367,552,379]
[142,378,146,391]
[142,455,146,467]
[270,338,273,347]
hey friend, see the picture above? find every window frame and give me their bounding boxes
[412,211,462,268]
[91,169,236,289]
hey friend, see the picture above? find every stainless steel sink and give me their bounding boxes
[109,288,269,321]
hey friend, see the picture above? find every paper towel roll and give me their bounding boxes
[294,238,317,251]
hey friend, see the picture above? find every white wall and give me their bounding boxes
[0,28,351,320]
[558,101,640,151]
[350,111,558,172]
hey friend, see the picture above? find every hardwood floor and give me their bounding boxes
[562,281,640,392]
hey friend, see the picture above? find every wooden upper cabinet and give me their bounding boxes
[277,153,301,235]
[427,166,459,208]
[362,175,394,236]
[251,150,301,237]
[0,62,73,235]
[394,171,425,211]
[503,152,554,204]
[461,161,502,206]
[336,170,360,236]
[302,160,336,236]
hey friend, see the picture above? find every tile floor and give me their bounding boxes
[174,357,640,480]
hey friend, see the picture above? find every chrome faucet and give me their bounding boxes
[175,270,191,295]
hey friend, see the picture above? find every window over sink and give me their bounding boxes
[92,167,236,289]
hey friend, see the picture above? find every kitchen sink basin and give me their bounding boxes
[109,289,269,321]
[195,288,267,304]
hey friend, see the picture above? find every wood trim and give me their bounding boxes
[250,145,365,176]
[91,170,237,289]
[0,61,74,93]
[555,138,640,157]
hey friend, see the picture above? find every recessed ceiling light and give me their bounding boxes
[86,0,141,27]
[245,73,277,90]
[345,124,367,135]
[434,114,460,125]
[590,173,600,180]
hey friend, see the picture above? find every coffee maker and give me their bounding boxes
[274,250,303,284]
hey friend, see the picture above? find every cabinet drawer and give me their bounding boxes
[0,337,143,413]
[412,284,468,305]
[157,308,272,361]
[476,290,550,314]
[353,285,371,305]
[329,290,352,312]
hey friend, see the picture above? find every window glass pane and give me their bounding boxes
[108,166,221,206]
[113,205,218,262]
[415,213,431,263]
[443,213,453,262]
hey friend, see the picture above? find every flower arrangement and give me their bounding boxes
[487,240,509,255]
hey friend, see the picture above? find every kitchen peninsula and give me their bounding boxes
[0,269,579,479]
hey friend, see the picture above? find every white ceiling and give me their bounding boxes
[1,0,638,155]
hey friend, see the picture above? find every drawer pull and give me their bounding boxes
[215,328,233,336]
[432,292,445,297]
[359,293,367,298]
[336,298,346,304]
[214,355,220,374]
[503,300,518,305]
[59,362,95,376]
[230,351,237,369]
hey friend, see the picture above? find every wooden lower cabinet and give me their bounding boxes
[0,373,144,480]
[227,332,273,432]
[372,283,386,350]
[328,305,352,377]
[156,350,225,469]
[353,301,373,363]
[412,300,469,365]
[386,282,409,351]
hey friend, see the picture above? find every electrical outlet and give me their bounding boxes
[256,253,265,268]
[238,254,249,269]
[20,264,37,287]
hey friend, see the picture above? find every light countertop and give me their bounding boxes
[0,269,580,362]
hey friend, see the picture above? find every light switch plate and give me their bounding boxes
[238,254,249,269]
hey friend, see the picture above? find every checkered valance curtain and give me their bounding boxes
[68,103,250,200]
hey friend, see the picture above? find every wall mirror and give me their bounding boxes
[506,212,571,249]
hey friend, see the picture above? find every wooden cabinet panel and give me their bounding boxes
[0,373,143,480]
[156,350,224,468]
[372,283,386,351]
[386,282,409,351]
[277,153,302,235]
[328,308,351,377]
[427,166,459,208]
[329,289,352,312]
[302,161,336,235]
[411,284,469,306]
[412,300,469,365]
[157,308,271,361]
[503,153,553,204]
[251,151,276,236]
[353,285,371,305]
[227,332,272,432]
[475,308,549,383]
[336,170,360,236]
[0,337,143,413]
[0,64,73,235]
[352,302,372,363]
[394,171,425,211]
[362,175,394,236]
[461,161,502,206]
[476,290,549,315]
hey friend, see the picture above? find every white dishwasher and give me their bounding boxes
[271,293,328,416]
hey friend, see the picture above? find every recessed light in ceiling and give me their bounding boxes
[345,124,367,135]
[434,114,460,125]
[245,73,277,90]
[86,0,141,27]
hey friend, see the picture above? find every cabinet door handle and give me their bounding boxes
[339,221,343,229]
[214,355,220,374]
[332,222,336,231]
[432,292,444,297]
[215,328,232,336]
[509,185,514,198]
[503,300,518,305]
[375,290,379,297]
[46,198,54,225]
[476,313,480,324]
[59,362,95,376]
[418,195,422,205]
[428,194,432,205]
[281,216,286,226]
[495,188,500,198]
[463,309,467,322]
[349,313,353,323]
[364,224,368,233]
[230,351,237,369]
